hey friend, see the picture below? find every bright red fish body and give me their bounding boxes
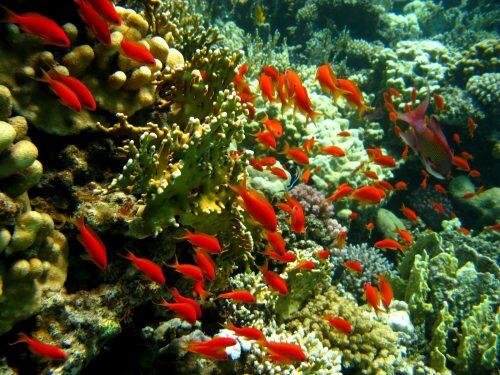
[374,239,404,252]
[50,71,96,110]
[378,274,393,309]
[266,231,286,255]
[11,333,67,360]
[350,186,385,205]
[40,70,82,112]
[120,251,165,285]
[364,283,381,315]
[218,290,256,303]
[168,259,204,282]
[86,0,122,25]
[179,231,221,253]
[2,7,70,47]
[343,260,363,273]
[258,262,288,295]
[260,341,307,363]
[170,288,201,318]
[225,321,265,341]
[76,217,107,270]
[194,248,215,281]
[324,316,352,334]
[259,74,276,102]
[75,0,111,45]
[159,300,198,324]
[121,38,156,65]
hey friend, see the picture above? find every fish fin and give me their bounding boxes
[228,173,247,195]
[0,5,18,24]
[307,111,322,126]
[9,332,29,346]
[397,91,429,130]
[118,250,136,261]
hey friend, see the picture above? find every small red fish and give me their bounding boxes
[373,155,396,168]
[452,156,470,171]
[389,87,401,97]
[431,200,446,214]
[404,103,412,113]
[325,183,353,203]
[486,224,500,231]
[75,0,111,45]
[316,250,330,260]
[168,258,204,282]
[293,260,315,270]
[280,143,309,166]
[261,116,283,138]
[269,166,288,180]
[259,74,276,103]
[467,117,476,138]
[323,316,352,334]
[254,131,277,149]
[259,156,277,167]
[158,300,198,324]
[343,260,363,273]
[178,230,221,253]
[362,170,379,180]
[261,66,280,82]
[193,280,212,301]
[287,197,306,233]
[421,176,428,189]
[259,341,307,363]
[389,111,398,123]
[337,130,351,137]
[248,158,264,171]
[434,184,447,194]
[293,83,321,124]
[218,290,256,303]
[170,288,201,318]
[401,205,419,222]
[284,69,303,98]
[366,222,374,235]
[49,71,96,111]
[300,168,311,184]
[401,145,410,159]
[262,248,297,263]
[348,212,359,220]
[225,321,266,341]
[378,274,393,309]
[40,70,81,112]
[276,73,289,112]
[462,192,475,199]
[121,38,156,65]
[364,283,381,316]
[302,137,315,153]
[321,145,345,157]
[257,261,288,295]
[410,87,417,105]
[469,170,480,178]
[458,227,470,235]
[374,238,404,252]
[350,186,385,205]
[373,180,394,192]
[395,228,413,245]
[194,248,215,281]
[434,93,445,112]
[336,78,372,117]
[10,333,67,360]
[187,337,237,360]
[453,133,461,145]
[75,217,107,270]
[86,0,122,25]
[120,250,165,285]
[395,181,408,190]
[2,6,70,47]
[230,175,277,231]
[461,151,474,160]
[266,231,286,255]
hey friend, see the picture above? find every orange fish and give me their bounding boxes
[230,175,277,231]
[395,228,413,245]
[389,87,400,97]
[343,260,363,273]
[259,341,307,363]
[366,222,374,235]
[170,288,201,318]
[258,156,277,167]
[269,167,288,180]
[167,258,204,282]
[293,84,321,124]
[401,205,419,222]
[458,227,470,235]
[364,283,381,315]
[452,156,470,171]
[467,117,476,138]
[293,260,315,270]
[362,170,379,180]
[121,38,156,65]
[86,0,122,25]
[75,217,107,270]
[193,280,212,301]
[248,158,264,171]
[218,290,256,303]
[194,248,215,281]
[300,168,311,184]
[316,250,330,260]
[49,71,96,111]
[323,316,352,334]
[158,300,198,324]
[320,145,346,157]
[373,180,394,192]
[120,251,165,285]
[325,183,353,203]
[178,230,221,253]
[187,337,237,360]
[261,66,280,82]
[224,321,265,341]
[261,116,283,138]
[453,133,461,145]
[257,261,288,295]
[290,202,306,233]
[262,248,297,263]
[280,143,309,166]
[336,78,372,117]
[486,224,500,231]
[373,155,396,168]
[404,103,412,113]
[259,74,276,103]
[10,333,67,360]
[389,111,398,123]
[460,151,474,160]
[316,64,347,101]
[434,184,447,194]
[401,145,410,159]
[461,192,475,199]
[349,212,359,220]
[374,239,404,252]
[434,93,445,112]
[39,70,81,112]
[431,201,446,214]
[302,137,316,153]
[254,131,277,150]
[2,6,70,47]
[350,186,385,205]
[75,0,111,45]
[266,231,286,255]
[284,69,303,98]
[421,176,428,190]
[395,181,408,190]
[469,169,480,178]
[378,274,393,309]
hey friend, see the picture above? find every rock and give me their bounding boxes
[376,208,406,239]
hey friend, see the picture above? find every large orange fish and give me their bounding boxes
[259,74,276,103]
[121,38,156,66]
[178,230,222,253]
[323,316,352,334]
[316,64,347,101]
[224,321,265,341]
[378,274,393,309]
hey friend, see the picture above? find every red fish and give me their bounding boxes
[261,116,283,138]
[389,111,398,123]
[401,205,419,222]
[323,316,352,334]
[396,92,452,179]
[290,203,306,233]
[262,248,297,263]
[49,70,96,111]
[259,341,307,363]
[349,212,359,220]
[373,180,394,192]
[86,0,122,25]
[259,74,276,102]
[75,0,111,45]
[257,261,288,295]
[75,217,107,270]
[39,70,81,112]
[343,260,363,273]
[325,183,353,203]
[259,156,277,167]
[316,250,330,260]
[373,155,396,168]
[337,130,351,137]
[469,170,480,178]
[486,224,500,231]
[395,181,408,190]
[374,239,404,252]
[284,69,303,97]
[280,143,309,166]
[10,333,67,360]
[266,231,286,255]
[389,87,401,97]
[401,145,410,159]
[178,230,221,254]
[254,131,276,150]
[121,38,156,65]
[293,260,315,270]
[434,184,447,194]
[363,170,379,180]
[421,176,428,189]
[168,258,204,282]
[336,78,372,117]
[433,93,445,112]
[229,175,277,231]
[224,321,265,341]
[410,87,417,105]
[462,192,475,199]
[431,201,446,214]
[461,151,473,160]
[453,133,461,145]
[350,186,385,205]
[366,222,375,235]
[302,137,315,153]
[217,290,256,303]
[120,250,165,285]
[2,7,70,47]
[395,228,413,245]
[452,156,470,171]
[194,248,215,281]
[316,64,347,101]
[193,280,212,301]
[378,274,393,309]
[158,300,198,324]
[300,168,311,184]
[261,66,280,82]
[293,84,321,124]
[248,158,264,171]
[364,283,381,315]
[187,337,237,359]
[170,288,201,318]
[467,117,476,138]
[269,166,288,180]
[320,145,345,157]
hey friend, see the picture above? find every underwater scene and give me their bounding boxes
[0,0,498,374]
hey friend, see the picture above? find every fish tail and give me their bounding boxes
[9,332,29,346]
[176,229,192,241]
[0,5,18,24]
[308,111,322,125]
[228,173,247,196]
[119,250,135,261]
